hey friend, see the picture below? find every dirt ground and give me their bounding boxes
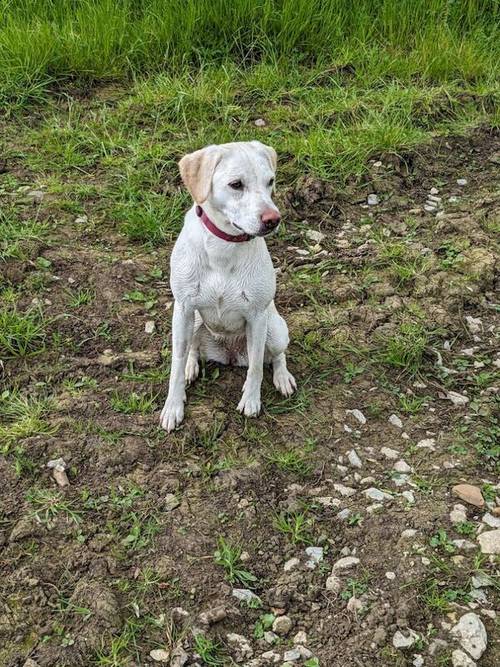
[1,129,499,667]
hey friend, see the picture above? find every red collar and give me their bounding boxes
[196,206,251,243]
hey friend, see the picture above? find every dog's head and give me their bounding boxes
[179,141,280,237]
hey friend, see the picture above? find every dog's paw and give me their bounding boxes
[273,367,297,397]
[185,356,199,384]
[160,398,185,432]
[237,390,261,417]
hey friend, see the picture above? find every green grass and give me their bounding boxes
[0,301,47,358]
[377,320,432,375]
[192,634,225,667]
[0,208,47,261]
[0,390,55,448]
[213,536,258,587]
[110,390,157,415]
[274,510,314,544]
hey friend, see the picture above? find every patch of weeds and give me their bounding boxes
[213,537,258,587]
[94,616,144,666]
[430,529,455,553]
[343,361,366,383]
[377,320,431,374]
[120,512,161,551]
[110,390,157,414]
[340,576,369,600]
[274,510,314,545]
[62,375,98,394]
[65,287,95,308]
[0,301,47,357]
[398,393,427,414]
[266,440,314,476]
[0,208,47,261]
[114,191,187,245]
[481,483,497,503]
[254,613,275,639]
[437,240,467,270]
[0,390,55,448]
[421,578,471,612]
[122,289,157,310]
[27,488,82,527]
[455,521,476,537]
[265,385,311,415]
[474,418,499,469]
[377,240,430,285]
[347,512,363,526]
[193,634,225,666]
[9,445,36,477]
[192,418,227,450]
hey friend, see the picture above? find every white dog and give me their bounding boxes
[160,141,296,431]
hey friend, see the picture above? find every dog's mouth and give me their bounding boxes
[232,222,255,238]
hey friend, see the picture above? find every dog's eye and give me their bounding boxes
[229,180,243,190]
[268,177,274,187]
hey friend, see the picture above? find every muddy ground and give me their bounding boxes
[0,129,499,666]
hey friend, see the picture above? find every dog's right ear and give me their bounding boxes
[178,146,222,204]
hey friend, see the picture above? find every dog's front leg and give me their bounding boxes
[238,311,267,417]
[160,301,194,431]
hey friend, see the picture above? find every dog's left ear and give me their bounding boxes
[178,145,222,204]
[251,141,277,172]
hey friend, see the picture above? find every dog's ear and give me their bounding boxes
[178,146,222,204]
[250,141,277,172]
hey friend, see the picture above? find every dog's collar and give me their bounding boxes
[196,206,252,243]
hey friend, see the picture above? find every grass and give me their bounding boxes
[213,536,258,587]
[0,301,47,358]
[192,634,225,667]
[110,390,158,415]
[0,208,47,261]
[274,510,314,545]
[0,390,55,449]
[377,320,432,375]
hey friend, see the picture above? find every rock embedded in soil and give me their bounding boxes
[150,649,170,662]
[199,605,227,625]
[145,320,156,333]
[283,648,301,662]
[305,546,323,569]
[450,504,467,523]
[334,483,356,497]
[364,487,392,502]
[164,493,180,511]
[452,649,476,667]
[482,512,500,528]
[477,528,500,554]
[325,574,342,592]
[367,193,379,205]
[393,459,411,473]
[452,484,485,508]
[389,414,403,428]
[272,615,292,635]
[227,632,254,660]
[381,447,399,459]
[232,588,261,604]
[332,556,360,571]
[451,612,487,660]
[446,391,469,406]
[392,629,419,649]
[347,449,362,468]
[346,409,367,425]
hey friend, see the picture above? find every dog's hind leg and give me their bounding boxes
[266,303,296,397]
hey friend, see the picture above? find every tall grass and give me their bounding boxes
[0,0,498,106]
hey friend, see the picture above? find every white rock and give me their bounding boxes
[465,316,482,334]
[389,414,403,428]
[393,629,418,649]
[232,589,261,604]
[450,504,467,524]
[430,187,439,195]
[165,493,180,511]
[75,215,88,224]
[284,557,300,572]
[316,496,341,508]
[254,118,266,127]
[401,529,417,539]
[452,649,476,667]
[145,320,156,334]
[272,615,292,635]
[264,631,279,644]
[402,491,415,504]
[424,204,437,213]
[394,460,411,473]
[227,633,253,659]
[337,509,351,521]
[293,630,307,645]
[325,574,342,592]
[478,528,500,554]
[347,449,362,468]
[381,447,399,459]
[451,613,487,659]
[413,655,424,667]
[305,229,325,244]
[332,556,359,571]
[150,649,170,663]
[364,488,392,502]
[305,546,323,569]
[456,178,468,186]
[367,194,379,205]
[482,512,500,529]
[297,645,313,659]
[385,571,396,580]
[472,572,493,588]
[452,539,476,551]
[283,649,301,662]
[334,483,356,497]
[416,438,436,450]
[446,391,469,406]
[346,409,366,425]
[261,650,280,663]
[347,597,364,614]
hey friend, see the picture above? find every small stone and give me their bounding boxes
[264,631,279,644]
[75,215,88,224]
[472,572,493,588]
[385,571,396,580]
[389,414,403,428]
[482,512,500,529]
[305,546,323,569]
[393,629,418,649]
[232,589,261,604]
[413,655,424,667]
[347,449,362,468]
[293,631,307,645]
[23,661,39,667]
[456,178,468,186]
[394,460,411,473]
[478,528,500,554]
[284,557,300,572]
[446,391,469,406]
[316,496,341,508]
[450,504,467,523]
[199,605,227,625]
[465,316,482,334]
[254,118,266,127]
[337,508,351,521]
[451,613,487,660]
[272,615,292,635]
[334,483,356,497]
[27,189,45,204]
[145,320,156,334]
[452,484,484,508]
[347,597,364,614]
[150,649,170,663]
[401,529,417,539]
[346,409,366,425]
[416,438,436,450]
[427,194,442,204]
[364,488,392,502]
[165,493,180,511]
[430,187,439,195]
[381,447,399,459]
[402,491,415,504]
[452,649,476,667]
[332,556,360,571]
[283,649,301,662]
[367,194,379,206]
[305,229,325,244]
[227,632,253,659]
[261,650,280,663]
[452,539,476,551]
[424,204,437,213]
[325,574,342,592]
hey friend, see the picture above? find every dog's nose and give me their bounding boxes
[261,209,281,229]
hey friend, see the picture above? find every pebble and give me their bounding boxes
[283,649,301,662]
[451,649,476,667]
[472,572,493,588]
[284,557,300,572]
[27,189,44,204]
[199,605,227,625]
[261,650,280,663]
[165,494,180,511]
[367,194,379,205]
[482,513,500,529]
[293,630,307,644]
[456,178,468,186]
[337,508,351,521]
[254,118,267,127]
[478,528,500,554]
[450,504,467,523]
[347,597,364,614]
[465,316,482,334]
[334,483,356,497]
[75,215,88,224]
[402,491,415,504]
[305,229,325,244]
[347,449,362,468]
[272,615,292,635]
[325,574,342,592]
[150,649,170,662]
[451,613,487,660]
[393,629,418,649]
[394,460,411,473]
[264,631,279,644]
[416,438,436,450]
[430,187,439,195]
[446,391,469,406]
[401,529,417,539]
[385,571,396,580]
[305,546,323,569]
[381,447,399,459]
[389,414,403,428]
[232,589,261,604]
[23,661,39,667]
[227,633,253,659]
[413,656,424,667]
[364,488,392,502]
[346,409,366,425]
[332,556,359,571]
[452,484,484,508]
[145,320,156,334]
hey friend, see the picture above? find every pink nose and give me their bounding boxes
[261,209,281,228]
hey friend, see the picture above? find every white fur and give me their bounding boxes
[160,141,296,431]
